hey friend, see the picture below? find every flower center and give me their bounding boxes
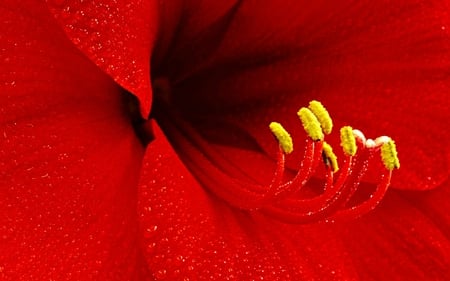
[148,77,399,224]
[192,100,400,224]
[123,92,154,145]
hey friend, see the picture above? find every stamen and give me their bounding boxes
[269,122,294,154]
[308,100,333,135]
[161,98,399,224]
[375,136,392,146]
[297,108,324,141]
[331,170,392,221]
[260,120,399,223]
[365,139,376,148]
[262,130,361,223]
[271,102,336,198]
[381,139,400,170]
[352,129,367,145]
[340,126,357,156]
[331,138,399,220]
[322,142,338,173]
[335,140,373,208]
[272,139,320,199]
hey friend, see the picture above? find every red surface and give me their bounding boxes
[1,0,449,280]
[1,1,148,280]
[47,0,158,116]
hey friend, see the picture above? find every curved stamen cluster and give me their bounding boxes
[261,100,400,223]
[163,97,400,224]
[203,100,399,224]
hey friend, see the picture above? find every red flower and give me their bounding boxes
[1,0,449,280]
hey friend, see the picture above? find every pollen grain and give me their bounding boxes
[269,122,294,154]
[340,126,357,156]
[308,100,333,135]
[297,108,324,141]
[381,139,400,170]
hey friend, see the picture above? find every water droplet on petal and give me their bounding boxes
[154,269,167,280]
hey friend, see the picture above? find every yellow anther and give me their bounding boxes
[297,108,324,141]
[381,139,400,170]
[340,126,357,156]
[269,122,294,154]
[308,100,333,135]
[322,142,339,173]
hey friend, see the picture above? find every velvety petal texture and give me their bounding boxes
[333,184,450,280]
[139,123,450,280]
[1,1,148,280]
[2,0,450,280]
[46,0,158,116]
[153,0,450,191]
[140,0,450,279]
[138,123,359,280]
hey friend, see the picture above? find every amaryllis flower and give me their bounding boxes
[1,0,449,280]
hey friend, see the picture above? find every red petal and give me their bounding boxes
[332,181,450,279]
[154,1,450,190]
[46,0,158,116]
[138,122,359,280]
[1,2,148,279]
[140,123,450,279]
